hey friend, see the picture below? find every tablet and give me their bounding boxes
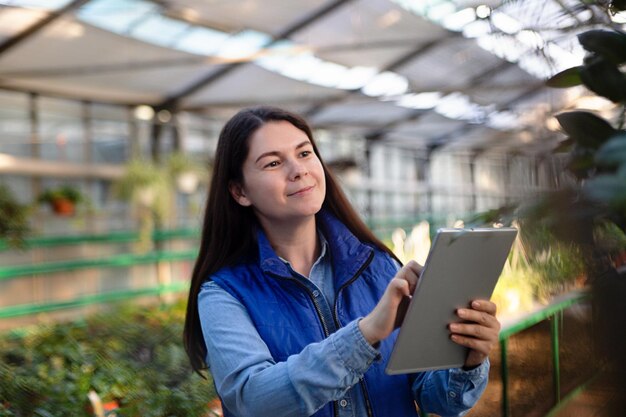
[385,227,517,374]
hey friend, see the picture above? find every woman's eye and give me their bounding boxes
[265,161,280,168]
[300,150,311,157]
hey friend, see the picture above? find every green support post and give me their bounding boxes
[500,338,510,417]
[551,313,561,404]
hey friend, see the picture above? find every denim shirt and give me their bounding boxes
[279,232,368,417]
[198,233,489,417]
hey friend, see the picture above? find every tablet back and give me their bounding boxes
[385,227,517,374]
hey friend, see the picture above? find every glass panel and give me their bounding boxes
[182,112,219,158]
[77,0,157,34]
[0,90,31,158]
[91,103,130,164]
[131,14,190,47]
[176,26,229,56]
[38,97,84,163]
[216,29,271,60]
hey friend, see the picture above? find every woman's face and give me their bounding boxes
[229,120,326,227]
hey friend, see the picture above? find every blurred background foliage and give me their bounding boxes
[0,300,216,417]
[0,185,30,249]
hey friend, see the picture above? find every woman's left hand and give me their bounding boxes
[449,300,501,369]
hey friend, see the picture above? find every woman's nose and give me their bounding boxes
[288,160,308,181]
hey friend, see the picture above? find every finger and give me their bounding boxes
[470,300,497,316]
[450,334,491,355]
[457,308,500,330]
[396,261,421,290]
[405,260,423,276]
[381,279,412,330]
[388,277,411,298]
[449,323,498,341]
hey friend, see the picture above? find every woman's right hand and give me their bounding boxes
[358,260,422,345]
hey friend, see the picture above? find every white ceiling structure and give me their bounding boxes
[0,0,622,154]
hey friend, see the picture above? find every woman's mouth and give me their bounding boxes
[288,185,314,196]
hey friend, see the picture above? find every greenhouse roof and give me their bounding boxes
[0,0,622,153]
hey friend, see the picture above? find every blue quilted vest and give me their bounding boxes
[211,211,418,417]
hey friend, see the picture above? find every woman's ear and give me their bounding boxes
[228,181,252,207]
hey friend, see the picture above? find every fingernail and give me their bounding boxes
[472,301,480,308]
[458,309,466,318]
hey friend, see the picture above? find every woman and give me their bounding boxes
[184,106,500,417]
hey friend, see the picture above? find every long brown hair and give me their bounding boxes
[184,106,399,375]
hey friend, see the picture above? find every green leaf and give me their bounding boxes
[579,56,626,103]
[556,111,616,149]
[546,66,582,88]
[595,132,626,168]
[583,175,626,207]
[578,30,626,65]
[466,204,517,226]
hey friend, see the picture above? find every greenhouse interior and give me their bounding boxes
[0,0,625,416]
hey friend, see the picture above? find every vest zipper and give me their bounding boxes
[332,251,375,417]
[360,379,375,417]
[269,272,336,415]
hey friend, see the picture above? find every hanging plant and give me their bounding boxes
[114,159,173,252]
[114,159,172,218]
[166,152,209,195]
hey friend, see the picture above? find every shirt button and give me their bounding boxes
[339,399,348,407]
[449,391,457,398]
[312,290,320,297]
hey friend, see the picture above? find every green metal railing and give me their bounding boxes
[421,292,590,417]
[0,229,199,320]
[0,281,189,319]
[0,228,199,251]
[498,291,590,417]
[0,249,197,280]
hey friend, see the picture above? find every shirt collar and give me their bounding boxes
[278,229,329,273]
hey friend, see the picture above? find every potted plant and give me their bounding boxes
[37,185,84,216]
[0,184,30,248]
